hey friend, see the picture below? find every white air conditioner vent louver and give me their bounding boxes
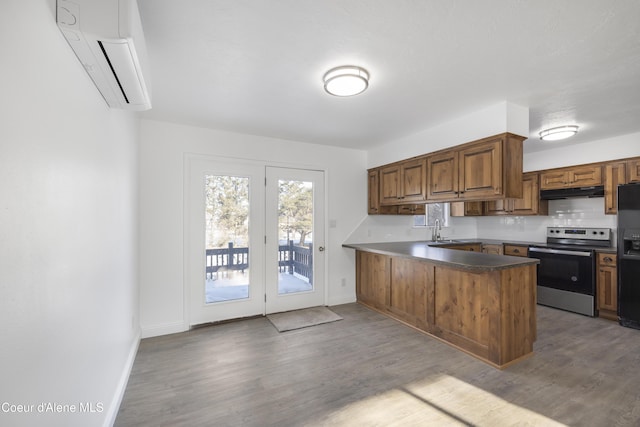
[56,0,151,111]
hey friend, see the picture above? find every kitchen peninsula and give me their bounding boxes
[343,241,539,368]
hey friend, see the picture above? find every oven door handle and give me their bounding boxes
[528,247,592,257]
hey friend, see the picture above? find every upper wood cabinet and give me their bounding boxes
[367,169,381,214]
[426,133,525,203]
[449,201,483,217]
[540,165,602,190]
[380,158,427,205]
[368,167,426,215]
[426,150,458,201]
[484,172,548,216]
[453,172,548,217]
[628,158,640,183]
[604,162,627,215]
[458,138,504,199]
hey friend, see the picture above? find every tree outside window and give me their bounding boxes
[414,202,449,227]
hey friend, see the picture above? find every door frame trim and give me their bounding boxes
[183,153,329,328]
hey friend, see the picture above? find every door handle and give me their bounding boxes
[318,246,325,252]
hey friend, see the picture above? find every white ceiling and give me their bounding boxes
[137,0,640,153]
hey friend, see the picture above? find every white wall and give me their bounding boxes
[0,2,140,426]
[367,101,529,168]
[524,132,640,172]
[139,120,366,337]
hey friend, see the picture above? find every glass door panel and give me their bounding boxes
[186,156,264,325]
[266,167,325,314]
[204,175,250,303]
[277,179,314,295]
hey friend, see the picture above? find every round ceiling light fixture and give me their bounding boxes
[539,125,579,141]
[323,65,369,97]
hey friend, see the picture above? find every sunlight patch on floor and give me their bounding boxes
[314,375,567,426]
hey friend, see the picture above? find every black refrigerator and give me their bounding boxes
[618,183,640,329]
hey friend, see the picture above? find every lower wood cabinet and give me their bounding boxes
[504,244,528,257]
[388,257,431,329]
[440,243,482,252]
[354,250,537,368]
[355,251,390,311]
[482,244,504,255]
[597,252,618,321]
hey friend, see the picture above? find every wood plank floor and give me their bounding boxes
[116,304,640,426]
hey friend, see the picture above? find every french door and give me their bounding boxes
[186,156,325,325]
[265,167,325,314]
[186,158,265,325]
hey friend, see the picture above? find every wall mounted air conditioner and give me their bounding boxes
[56,0,152,110]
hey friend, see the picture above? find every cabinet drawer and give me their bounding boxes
[504,244,528,257]
[598,252,617,267]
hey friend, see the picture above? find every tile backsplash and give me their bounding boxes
[472,197,617,245]
[346,197,617,246]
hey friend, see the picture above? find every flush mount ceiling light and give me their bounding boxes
[323,65,369,97]
[539,125,579,141]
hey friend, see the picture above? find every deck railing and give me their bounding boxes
[206,240,312,283]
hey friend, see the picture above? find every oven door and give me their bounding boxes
[528,247,595,295]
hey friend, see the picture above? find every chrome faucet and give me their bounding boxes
[432,219,442,242]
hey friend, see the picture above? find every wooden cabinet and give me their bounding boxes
[540,165,602,190]
[628,158,640,183]
[388,257,430,329]
[597,252,618,321]
[484,172,547,216]
[380,158,426,205]
[368,168,426,215]
[426,150,458,201]
[604,162,627,215]
[440,243,482,252]
[482,244,504,255]
[449,201,483,217]
[367,169,381,214]
[454,173,547,217]
[397,204,426,215]
[504,244,528,257]
[354,249,537,368]
[355,251,389,310]
[457,138,506,199]
[426,133,524,203]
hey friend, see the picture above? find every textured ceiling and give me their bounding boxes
[137,0,640,153]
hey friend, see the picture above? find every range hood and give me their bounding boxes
[540,186,605,200]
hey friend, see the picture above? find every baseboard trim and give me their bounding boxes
[103,329,140,427]
[327,295,357,307]
[140,321,188,339]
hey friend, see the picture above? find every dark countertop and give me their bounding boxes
[428,238,617,253]
[343,241,539,272]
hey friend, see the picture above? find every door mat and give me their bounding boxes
[267,306,343,332]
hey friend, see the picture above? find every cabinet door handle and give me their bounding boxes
[514,249,520,253]
[603,257,613,262]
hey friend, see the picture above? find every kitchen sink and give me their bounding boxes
[428,239,460,244]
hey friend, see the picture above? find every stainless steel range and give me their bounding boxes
[528,227,612,317]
